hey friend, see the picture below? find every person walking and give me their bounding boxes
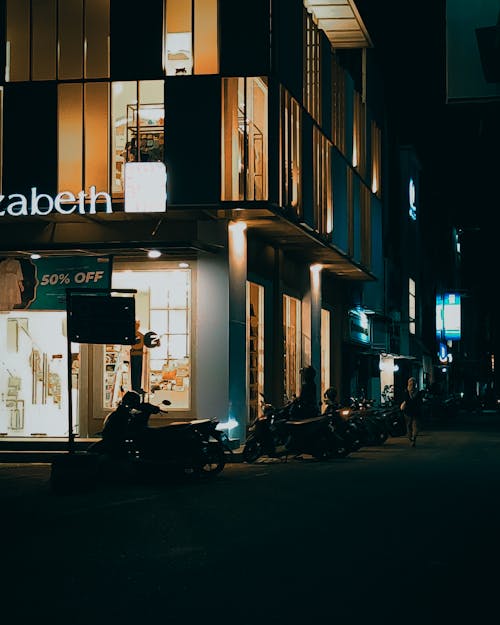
[400,377,423,447]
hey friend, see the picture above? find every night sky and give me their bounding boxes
[357,0,500,301]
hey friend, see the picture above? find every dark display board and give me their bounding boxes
[67,294,136,345]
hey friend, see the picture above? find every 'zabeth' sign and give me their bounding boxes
[0,162,168,217]
[0,187,112,216]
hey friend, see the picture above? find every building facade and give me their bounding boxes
[0,0,387,445]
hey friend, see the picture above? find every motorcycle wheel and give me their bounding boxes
[242,439,263,463]
[195,443,226,477]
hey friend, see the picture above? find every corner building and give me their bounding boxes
[0,1,386,446]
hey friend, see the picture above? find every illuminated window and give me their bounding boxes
[221,77,268,201]
[409,278,416,335]
[6,0,109,82]
[321,309,330,400]
[58,80,164,198]
[353,90,366,175]
[107,269,192,411]
[304,10,321,122]
[58,81,110,196]
[247,282,265,424]
[112,81,165,196]
[371,121,382,196]
[280,88,302,214]
[283,295,302,402]
[164,0,218,76]
[313,127,333,235]
[332,53,345,153]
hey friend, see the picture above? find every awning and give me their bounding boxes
[303,0,372,48]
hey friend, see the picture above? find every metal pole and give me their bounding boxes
[66,289,74,454]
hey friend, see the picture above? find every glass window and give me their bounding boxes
[353,90,366,176]
[283,294,301,402]
[280,88,302,215]
[194,0,219,75]
[313,127,333,235]
[304,11,321,123]
[165,0,218,76]
[6,0,109,82]
[332,53,345,154]
[321,309,330,400]
[221,77,268,202]
[106,269,192,411]
[6,0,30,82]
[58,0,84,80]
[84,82,109,194]
[247,282,264,424]
[85,0,110,79]
[32,0,57,81]
[371,121,382,196]
[112,80,165,196]
[409,278,416,335]
[361,184,371,268]
[58,84,84,194]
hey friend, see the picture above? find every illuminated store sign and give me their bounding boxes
[409,178,417,221]
[0,163,167,217]
[436,293,461,341]
[0,187,112,216]
[349,308,371,345]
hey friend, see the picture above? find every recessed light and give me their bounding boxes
[178,262,189,268]
[30,253,41,260]
[148,250,162,259]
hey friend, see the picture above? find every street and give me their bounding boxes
[2,422,500,624]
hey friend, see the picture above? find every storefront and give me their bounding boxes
[0,255,194,439]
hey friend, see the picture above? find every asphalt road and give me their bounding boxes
[1,424,500,624]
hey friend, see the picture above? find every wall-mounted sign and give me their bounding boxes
[0,187,112,217]
[0,256,112,311]
[348,308,371,345]
[124,162,167,213]
[436,293,461,341]
[438,342,448,363]
[409,178,417,221]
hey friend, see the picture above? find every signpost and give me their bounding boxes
[65,288,137,453]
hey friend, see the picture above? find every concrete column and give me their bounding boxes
[228,221,247,444]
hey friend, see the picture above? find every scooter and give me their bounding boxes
[91,391,226,480]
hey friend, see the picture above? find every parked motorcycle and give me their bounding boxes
[243,395,348,462]
[91,391,226,480]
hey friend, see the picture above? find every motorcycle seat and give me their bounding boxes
[285,416,326,426]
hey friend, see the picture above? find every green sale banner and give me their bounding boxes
[0,256,112,311]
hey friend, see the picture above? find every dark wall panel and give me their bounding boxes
[3,84,57,195]
[220,0,270,76]
[110,0,164,80]
[272,0,303,103]
[165,76,220,205]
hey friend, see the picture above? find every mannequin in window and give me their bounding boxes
[130,320,145,394]
[0,258,24,311]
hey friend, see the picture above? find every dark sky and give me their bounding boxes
[357,0,500,286]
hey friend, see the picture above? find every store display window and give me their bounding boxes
[112,80,165,196]
[105,268,191,411]
[0,311,77,438]
[283,294,301,402]
[221,76,268,201]
[321,308,331,400]
[247,282,264,424]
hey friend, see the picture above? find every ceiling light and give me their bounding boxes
[30,253,41,260]
[178,262,189,268]
[147,249,162,259]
